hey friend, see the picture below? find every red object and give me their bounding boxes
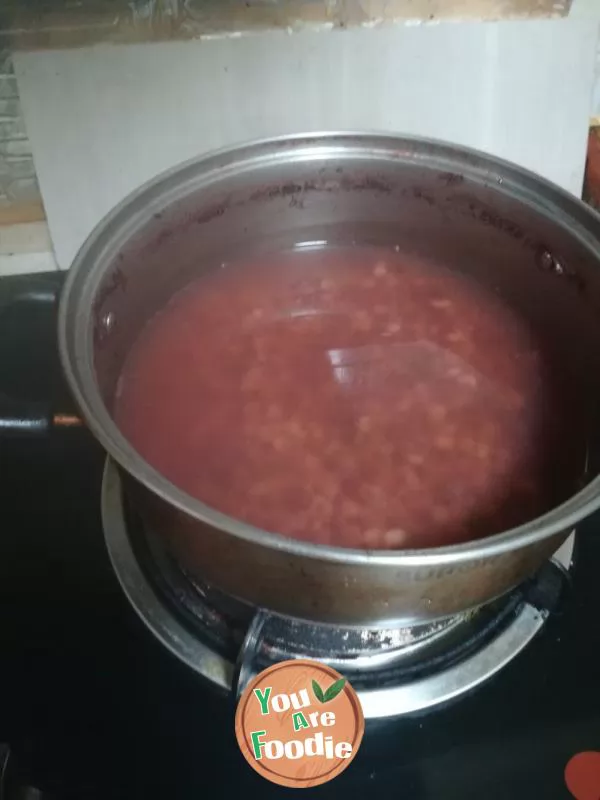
[584,129,600,207]
[565,751,600,800]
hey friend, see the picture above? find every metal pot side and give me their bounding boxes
[58,133,600,625]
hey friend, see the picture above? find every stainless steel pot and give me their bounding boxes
[58,133,600,627]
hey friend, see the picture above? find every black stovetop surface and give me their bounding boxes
[1,271,599,800]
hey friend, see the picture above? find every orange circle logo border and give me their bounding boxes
[235,659,365,788]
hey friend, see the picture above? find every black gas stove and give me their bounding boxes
[1,270,599,800]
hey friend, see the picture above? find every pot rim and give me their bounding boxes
[58,129,600,567]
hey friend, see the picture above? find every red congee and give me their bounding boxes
[113,246,583,550]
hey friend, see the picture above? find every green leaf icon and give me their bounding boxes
[312,679,325,703]
[312,677,347,703]
[323,678,346,702]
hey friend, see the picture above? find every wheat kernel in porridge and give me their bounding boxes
[431,298,452,309]
[476,444,491,460]
[358,416,372,433]
[433,506,451,523]
[384,529,407,548]
[363,528,383,547]
[429,404,447,422]
[458,373,478,388]
[353,311,372,331]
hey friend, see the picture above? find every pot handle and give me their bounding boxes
[0,273,82,437]
[0,392,81,437]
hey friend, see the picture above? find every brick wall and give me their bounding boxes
[0,50,43,224]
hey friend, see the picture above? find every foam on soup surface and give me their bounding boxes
[113,245,584,550]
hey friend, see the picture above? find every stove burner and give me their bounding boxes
[101,459,575,719]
